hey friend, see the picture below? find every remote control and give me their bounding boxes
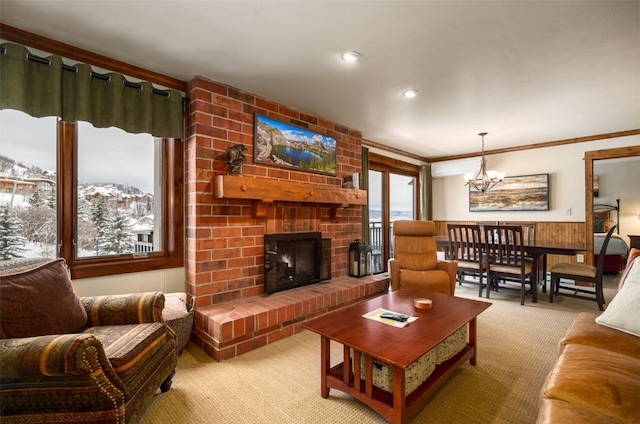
[380,312,409,322]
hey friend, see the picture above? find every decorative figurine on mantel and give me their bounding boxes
[225,144,247,175]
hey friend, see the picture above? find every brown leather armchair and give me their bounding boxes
[389,220,457,294]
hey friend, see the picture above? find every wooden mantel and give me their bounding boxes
[214,175,367,218]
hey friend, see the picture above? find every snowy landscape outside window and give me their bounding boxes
[76,122,162,258]
[0,110,57,260]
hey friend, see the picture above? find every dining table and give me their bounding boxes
[435,235,587,302]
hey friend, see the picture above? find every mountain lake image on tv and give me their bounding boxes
[254,114,337,176]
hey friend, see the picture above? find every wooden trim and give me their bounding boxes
[368,152,422,174]
[58,121,75,261]
[0,23,188,92]
[428,129,640,163]
[585,145,640,161]
[363,139,425,162]
[584,145,640,265]
[166,138,184,259]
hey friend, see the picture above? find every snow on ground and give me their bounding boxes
[0,192,29,208]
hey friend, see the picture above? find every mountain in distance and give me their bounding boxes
[369,209,415,222]
[1,153,148,197]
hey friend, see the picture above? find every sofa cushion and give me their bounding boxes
[561,312,640,360]
[0,259,87,338]
[542,343,640,422]
[84,322,174,396]
[595,257,640,337]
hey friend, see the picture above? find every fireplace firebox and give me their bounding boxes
[264,232,326,294]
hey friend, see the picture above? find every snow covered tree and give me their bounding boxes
[90,196,111,238]
[98,210,134,255]
[16,204,55,245]
[28,190,44,208]
[75,193,98,253]
[0,205,27,260]
[45,190,56,209]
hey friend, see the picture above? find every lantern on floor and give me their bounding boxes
[349,239,372,278]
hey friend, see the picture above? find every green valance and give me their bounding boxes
[0,43,183,139]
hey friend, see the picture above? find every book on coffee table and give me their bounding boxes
[362,307,418,328]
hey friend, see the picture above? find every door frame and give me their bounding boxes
[584,145,640,263]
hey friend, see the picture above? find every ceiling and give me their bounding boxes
[1,1,639,159]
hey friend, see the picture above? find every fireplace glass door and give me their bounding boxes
[264,232,322,293]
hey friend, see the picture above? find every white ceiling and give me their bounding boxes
[1,1,639,158]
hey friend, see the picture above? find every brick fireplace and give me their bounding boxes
[184,76,388,360]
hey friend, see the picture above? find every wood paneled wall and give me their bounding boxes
[434,220,586,269]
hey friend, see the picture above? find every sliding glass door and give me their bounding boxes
[368,153,420,273]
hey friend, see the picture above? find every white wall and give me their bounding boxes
[72,267,185,297]
[432,135,640,223]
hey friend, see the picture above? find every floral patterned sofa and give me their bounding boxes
[0,258,177,424]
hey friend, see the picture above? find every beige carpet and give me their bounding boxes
[140,275,620,424]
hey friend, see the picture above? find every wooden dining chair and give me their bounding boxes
[501,222,537,245]
[447,224,485,297]
[501,222,542,289]
[484,225,535,305]
[549,225,616,310]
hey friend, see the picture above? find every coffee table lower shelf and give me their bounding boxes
[323,343,475,424]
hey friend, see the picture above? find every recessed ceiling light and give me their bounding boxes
[341,51,361,62]
[402,89,418,98]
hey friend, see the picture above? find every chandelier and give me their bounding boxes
[463,132,505,192]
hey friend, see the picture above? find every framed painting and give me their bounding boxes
[469,173,549,212]
[254,114,337,176]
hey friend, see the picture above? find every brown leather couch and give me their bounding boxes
[389,220,457,295]
[536,251,640,423]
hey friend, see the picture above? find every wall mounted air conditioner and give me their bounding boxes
[431,157,481,178]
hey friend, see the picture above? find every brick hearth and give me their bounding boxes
[194,274,389,361]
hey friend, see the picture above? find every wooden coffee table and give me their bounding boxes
[302,289,491,424]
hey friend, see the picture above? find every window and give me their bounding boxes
[0,109,184,278]
[76,122,162,259]
[0,28,186,278]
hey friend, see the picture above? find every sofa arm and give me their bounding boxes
[0,333,121,381]
[437,260,458,295]
[0,333,125,418]
[82,292,165,326]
